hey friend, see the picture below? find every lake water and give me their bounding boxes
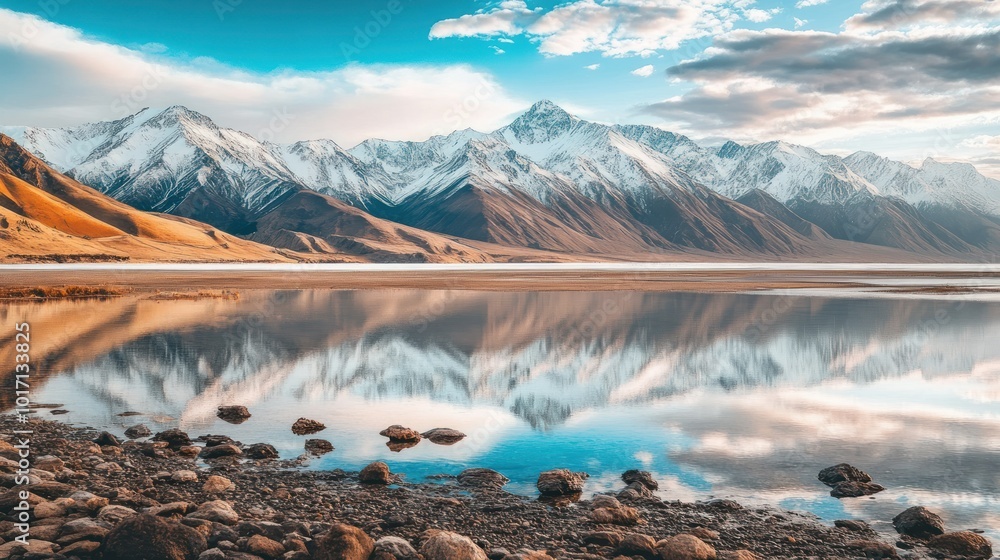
[6,289,999,541]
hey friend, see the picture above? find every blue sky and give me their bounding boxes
[1,0,999,175]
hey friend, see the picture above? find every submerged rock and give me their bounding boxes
[217,405,252,423]
[380,425,422,442]
[457,468,509,490]
[537,469,588,496]
[103,514,207,560]
[421,427,467,444]
[292,418,326,435]
[892,506,945,539]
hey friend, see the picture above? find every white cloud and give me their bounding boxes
[631,64,655,77]
[490,45,506,54]
[585,63,601,70]
[430,0,770,58]
[794,17,808,28]
[795,0,829,7]
[961,135,1000,148]
[0,9,526,147]
[497,37,515,43]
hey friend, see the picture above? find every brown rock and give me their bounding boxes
[830,481,885,498]
[687,528,720,541]
[315,523,375,560]
[305,439,334,455]
[928,531,993,559]
[292,418,326,435]
[419,530,488,560]
[217,405,252,423]
[656,534,717,560]
[537,469,588,496]
[203,475,233,494]
[153,428,192,449]
[125,424,152,439]
[246,534,286,558]
[380,425,422,442]
[717,552,761,560]
[622,469,659,490]
[199,444,243,459]
[103,514,207,560]
[818,463,873,486]
[846,540,899,559]
[359,461,394,484]
[617,533,658,557]
[246,443,280,459]
[583,530,624,547]
[421,428,466,444]
[186,500,239,525]
[457,468,509,490]
[892,506,945,539]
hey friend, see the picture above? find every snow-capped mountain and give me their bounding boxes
[5,100,1000,260]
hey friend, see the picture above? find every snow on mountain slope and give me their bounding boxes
[276,139,394,208]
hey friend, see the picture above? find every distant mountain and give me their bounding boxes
[6,101,1000,261]
[0,134,292,262]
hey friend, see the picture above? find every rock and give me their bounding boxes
[359,461,394,484]
[927,531,992,559]
[187,500,240,525]
[588,495,640,526]
[24,480,72,499]
[154,428,193,449]
[617,533,658,557]
[582,530,624,547]
[246,534,285,558]
[656,534,717,560]
[61,540,102,555]
[314,523,375,560]
[172,470,199,483]
[421,428,466,444]
[0,539,56,557]
[125,424,153,439]
[420,530,488,560]
[457,468,509,490]
[835,519,873,532]
[619,481,654,500]
[717,552,761,560]
[830,481,885,498]
[386,440,420,452]
[247,443,280,460]
[305,439,334,455]
[892,506,945,539]
[502,551,554,560]
[846,540,898,559]
[380,425,422,442]
[98,504,138,525]
[291,418,326,435]
[622,469,659,490]
[200,444,243,459]
[203,475,233,494]
[537,469,588,496]
[374,536,420,559]
[687,528,719,541]
[94,431,121,447]
[95,461,124,474]
[103,513,208,560]
[818,463,872,486]
[33,499,67,519]
[201,434,239,447]
[33,455,64,472]
[217,405,252,423]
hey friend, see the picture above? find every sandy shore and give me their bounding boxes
[1,264,999,293]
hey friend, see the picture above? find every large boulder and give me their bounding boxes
[246,443,280,459]
[373,536,420,559]
[818,463,872,486]
[927,532,993,559]
[314,523,375,560]
[125,424,152,439]
[103,513,207,560]
[892,506,945,539]
[199,444,243,459]
[656,534,717,560]
[536,469,588,496]
[359,461,394,485]
[185,500,239,525]
[622,470,659,490]
[380,425,422,442]
[419,530,488,560]
[617,533,658,557]
[153,428,192,449]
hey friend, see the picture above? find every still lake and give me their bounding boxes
[8,289,999,540]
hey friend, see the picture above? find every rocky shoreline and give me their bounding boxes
[0,416,994,560]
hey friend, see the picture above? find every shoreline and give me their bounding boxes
[1,265,1000,294]
[1,416,993,559]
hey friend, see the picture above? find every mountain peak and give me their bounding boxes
[504,100,578,144]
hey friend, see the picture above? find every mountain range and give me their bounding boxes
[4,101,1000,262]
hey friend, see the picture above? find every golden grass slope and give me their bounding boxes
[0,134,295,262]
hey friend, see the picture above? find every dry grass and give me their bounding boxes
[147,289,241,301]
[5,253,129,263]
[0,285,129,300]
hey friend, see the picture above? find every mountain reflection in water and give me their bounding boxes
[4,289,999,540]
